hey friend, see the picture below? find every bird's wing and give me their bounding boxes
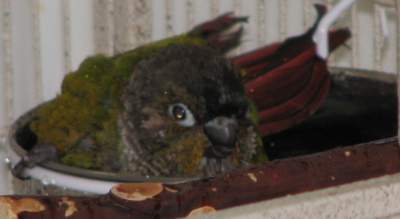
[230,5,351,136]
[188,12,247,53]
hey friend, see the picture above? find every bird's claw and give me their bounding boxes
[11,158,32,180]
[200,157,235,177]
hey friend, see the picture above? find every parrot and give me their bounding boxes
[12,5,350,178]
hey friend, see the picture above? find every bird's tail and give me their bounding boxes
[230,5,351,136]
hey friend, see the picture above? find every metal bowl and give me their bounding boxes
[8,67,397,194]
[8,105,199,195]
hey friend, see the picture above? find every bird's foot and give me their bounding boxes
[11,144,58,180]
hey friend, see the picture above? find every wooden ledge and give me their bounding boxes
[1,137,399,218]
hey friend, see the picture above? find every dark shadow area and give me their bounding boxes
[15,122,37,151]
[264,68,397,160]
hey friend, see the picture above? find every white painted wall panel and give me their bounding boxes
[151,0,167,40]
[239,0,259,53]
[170,0,187,35]
[69,0,95,71]
[357,1,375,71]
[10,0,37,119]
[0,0,6,131]
[265,0,281,43]
[38,0,65,101]
[382,9,397,73]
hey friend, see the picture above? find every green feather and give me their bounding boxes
[31,34,207,170]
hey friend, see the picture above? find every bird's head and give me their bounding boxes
[121,45,264,177]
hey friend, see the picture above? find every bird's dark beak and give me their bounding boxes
[203,116,239,158]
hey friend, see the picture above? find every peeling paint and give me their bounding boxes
[165,186,178,193]
[248,173,258,183]
[111,183,163,201]
[0,197,45,219]
[59,197,78,217]
[187,206,216,217]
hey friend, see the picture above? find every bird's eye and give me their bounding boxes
[168,103,196,127]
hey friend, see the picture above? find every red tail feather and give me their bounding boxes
[231,43,281,68]
[192,5,351,136]
[258,62,330,136]
[231,12,350,137]
[244,48,316,108]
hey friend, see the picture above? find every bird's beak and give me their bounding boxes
[203,116,239,158]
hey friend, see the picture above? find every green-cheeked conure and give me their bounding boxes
[13,5,350,178]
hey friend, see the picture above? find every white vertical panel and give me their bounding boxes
[240,0,258,52]
[185,0,195,30]
[382,10,397,73]
[113,0,152,53]
[165,0,174,36]
[151,0,166,40]
[219,0,234,13]
[357,1,375,70]
[39,0,65,101]
[10,0,36,118]
[131,1,152,46]
[1,0,13,127]
[287,0,305,36]
[193,0,211,24]
[93,0,114,55]
[0,0,6,129]
[279,0,288,39]
[210,0,219,17]
[351,4,359,68]
[113,0,132,53]
[256,0,267,45]
[373,4,383,71]
[173,0,188,35]
[62,0,71,73]
[69,0,94,71]
[265,0,280,43]
[304,0,315,28]
[0,0,13,195]
[32,1,43,104]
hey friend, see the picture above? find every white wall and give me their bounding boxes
[0,0,398,130]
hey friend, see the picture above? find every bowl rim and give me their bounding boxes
[8,102,200,188]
